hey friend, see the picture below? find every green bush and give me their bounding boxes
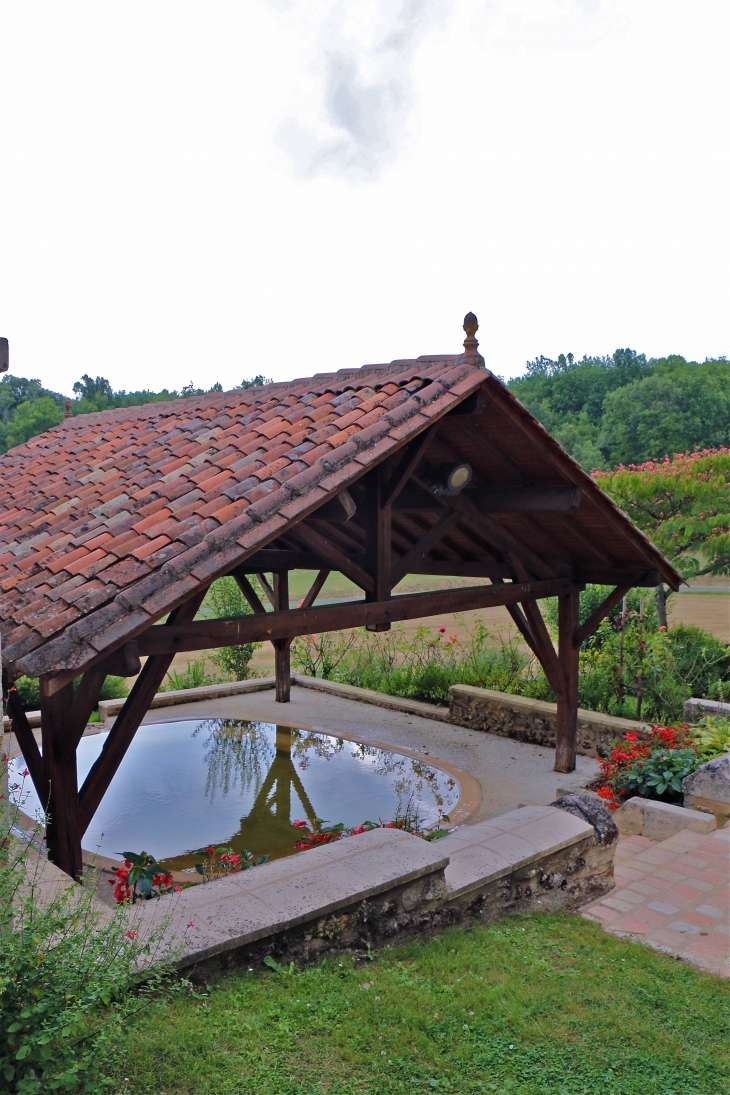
[0,772,181,1093]
[293,602,727,725]
[12,675,129,714]
[206,576,261,681]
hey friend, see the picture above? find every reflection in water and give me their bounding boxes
[10,718,460,873]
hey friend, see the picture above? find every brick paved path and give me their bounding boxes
[582,823,730,977]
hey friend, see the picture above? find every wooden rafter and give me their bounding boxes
[294,521,375,594]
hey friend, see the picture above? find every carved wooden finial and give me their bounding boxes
[462,312,479,356]
[63,398,73,419]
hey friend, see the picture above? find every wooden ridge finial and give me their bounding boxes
[463,312,479,354]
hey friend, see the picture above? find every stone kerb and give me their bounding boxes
[449,684,649,759]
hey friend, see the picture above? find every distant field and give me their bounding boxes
[166,575,728,682]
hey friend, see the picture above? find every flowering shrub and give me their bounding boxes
[109,850,175,905]
[190,844,269,881]
[292,618,551,706]
[592,725,703,808]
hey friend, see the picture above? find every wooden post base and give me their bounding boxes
[554,589,580,773]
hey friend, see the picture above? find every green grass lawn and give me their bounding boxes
[115,913,728,1095]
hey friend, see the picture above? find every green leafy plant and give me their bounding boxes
[0,766,182,1093]
[164,659,218,691]
[692,716,730,761]
[618,748,699,803]
[292,619,551,706]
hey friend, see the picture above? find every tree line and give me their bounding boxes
[508,349,730,470]
[0,372,271,453]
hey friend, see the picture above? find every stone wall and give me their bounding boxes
[449,685,648,759]
[128,804,616,981]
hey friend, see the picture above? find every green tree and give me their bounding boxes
[4,397,64,449]
[600,362,730,465]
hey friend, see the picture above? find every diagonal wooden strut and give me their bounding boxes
[575,585,631,648]
[390,509,461,587]
[295,521,375,594]
[6,687,44,798]
[78,588,208,833]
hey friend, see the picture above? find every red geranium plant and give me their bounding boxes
[591,725,699,809]
[109,850,175,905]
[190,844,270,882]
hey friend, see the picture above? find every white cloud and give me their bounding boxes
[277,0,446,179]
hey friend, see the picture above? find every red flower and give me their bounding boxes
[125,930,137,939]
[439,627,446,633]
[204,845,216,856]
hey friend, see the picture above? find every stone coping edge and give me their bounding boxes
[97,676,277,724]
[291,673,452,721]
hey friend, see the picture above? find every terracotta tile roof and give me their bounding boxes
[0,354,485,677]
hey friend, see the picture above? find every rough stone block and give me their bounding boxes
[682,754,730,815]
[615,796,717,839]
[682,697,730,722]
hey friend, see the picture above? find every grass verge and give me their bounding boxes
[113,913,728,1095]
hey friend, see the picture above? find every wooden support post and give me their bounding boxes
[40,677,83,879]
[365,464,391,631]
[273,570,291,703]
[555,588,580,774]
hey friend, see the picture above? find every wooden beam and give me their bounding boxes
[134,577,579,655]
[236,550,327,572]
[5,687,44,799]
[390,509,461,587]
[413,479,556,580]
[299,569,330,610]
[40,677,82,879]
[78,588,208,834]
[382,424,438,507]
[555,589,580,773]
[233,571,267,615]
[575,584,631,648]
[574,566,661,588]
[407,560,513,579]
[295,520,375,594]
[273,570,291,703]
[90,642,141,679]
[393,486,582,514]
[256,572,276,608]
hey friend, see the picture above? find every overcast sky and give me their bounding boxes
[0,0,727,396]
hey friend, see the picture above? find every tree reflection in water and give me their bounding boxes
[162,721,458,873]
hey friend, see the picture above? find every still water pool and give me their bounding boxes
[10,719,459,871]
